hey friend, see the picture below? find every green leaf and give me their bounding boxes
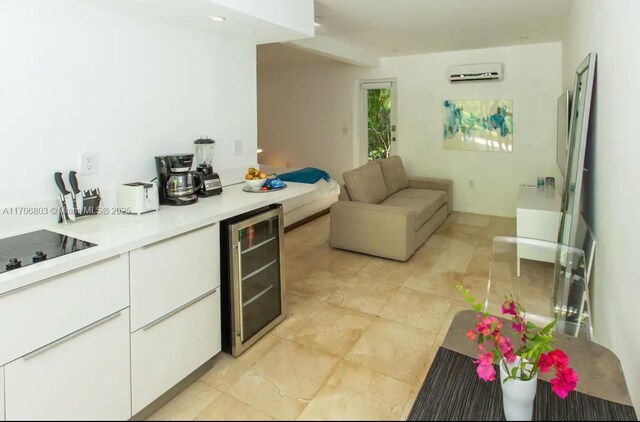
[473,303,482,312]
[511,367,518,378]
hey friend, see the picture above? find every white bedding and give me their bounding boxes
[259,165,340,227]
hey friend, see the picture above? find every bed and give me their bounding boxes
[258,165,340,229]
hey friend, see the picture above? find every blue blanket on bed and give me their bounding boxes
[277,167,331,184]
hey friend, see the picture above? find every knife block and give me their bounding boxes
[58,190,102,224]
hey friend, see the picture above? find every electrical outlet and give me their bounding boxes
[80,152,98,175]
[468,179,475,189]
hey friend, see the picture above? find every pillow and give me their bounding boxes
[342,161,388,204]
[379,155,409,196]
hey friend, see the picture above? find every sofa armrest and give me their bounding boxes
[330,201,415,261]
[409,177,453,213]
[338,184,351,201]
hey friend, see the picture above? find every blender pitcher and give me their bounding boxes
[193,138,223,196]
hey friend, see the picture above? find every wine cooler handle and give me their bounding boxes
[237,241,244,342]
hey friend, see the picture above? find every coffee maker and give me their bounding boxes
[155,154,201,206]
[193,138,222,196]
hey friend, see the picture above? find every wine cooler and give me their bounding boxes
[220,204,285,356]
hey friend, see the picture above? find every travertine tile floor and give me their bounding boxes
[149,212,518,421]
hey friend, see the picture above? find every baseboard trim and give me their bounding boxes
[130,357,215,421]
[284,208,330,233]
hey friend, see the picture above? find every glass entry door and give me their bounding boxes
[230,207,284,355]
[360,81,397,163]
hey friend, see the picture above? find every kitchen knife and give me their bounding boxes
[68,171,83,216]
[54,172,75,221]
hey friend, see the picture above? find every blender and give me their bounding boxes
[193,138,223,196]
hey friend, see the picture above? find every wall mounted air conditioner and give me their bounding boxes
[449,63,503,83]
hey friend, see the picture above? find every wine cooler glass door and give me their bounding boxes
[231,207,284,355]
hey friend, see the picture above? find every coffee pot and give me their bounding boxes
[155,154,201,206]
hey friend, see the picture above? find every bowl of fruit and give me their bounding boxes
[245,167,267,190]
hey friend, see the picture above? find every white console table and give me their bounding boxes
[516,185,562,276]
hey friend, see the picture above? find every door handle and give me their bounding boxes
[237,242,244,342]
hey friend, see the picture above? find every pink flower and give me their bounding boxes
[501,301,517,317]
[458,290,580,394]
[474,346,496,382]
[466,329,477,341]
[538,353,553,373]
[476,316,502,336]
[476,362,496,381]
[492,333,515,362]
[550,366,579,399]
[548,349,570,368]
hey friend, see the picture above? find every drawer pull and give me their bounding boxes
[142,288,217,332]
[141,223,216,250]
[24,310,124,360]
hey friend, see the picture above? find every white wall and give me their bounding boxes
[0,0,257,212]
[258,60,360,184]
[563,0,640,410]
[258,42,562,217]
[214,0,314,38]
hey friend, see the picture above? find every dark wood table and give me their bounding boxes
[408,310,638,421]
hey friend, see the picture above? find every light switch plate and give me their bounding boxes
[234,140,242,156]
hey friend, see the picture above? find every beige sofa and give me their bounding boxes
[330,156,452,261]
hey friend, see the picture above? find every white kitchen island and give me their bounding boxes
[0,181,316,420]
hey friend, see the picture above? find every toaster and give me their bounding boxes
[117,182,160,214]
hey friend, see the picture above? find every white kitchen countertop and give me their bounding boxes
[0,182,317,295]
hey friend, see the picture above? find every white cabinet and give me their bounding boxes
[4,309,131,421]
[131,290,220,414]
[516,186,562,275]
[0,254,129,366]
[130,224,220,331]
[1,366,5,421]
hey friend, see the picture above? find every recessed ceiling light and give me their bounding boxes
[208,16,226,22]
[314,22,322,27]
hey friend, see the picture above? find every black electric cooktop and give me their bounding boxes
[0,230,96,275]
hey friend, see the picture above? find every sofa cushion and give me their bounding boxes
[343,161,388,204]
[379,156,409,196]
[380,188,448,231]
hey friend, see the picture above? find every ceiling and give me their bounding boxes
[259,0,574,65]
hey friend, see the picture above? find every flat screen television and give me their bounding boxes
[556,90,571,176]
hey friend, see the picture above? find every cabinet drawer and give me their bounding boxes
[130,224,220,331]
[5,309,131,421]
[131,289,221,414]
[516,209,561,241]
[0,254,129,366]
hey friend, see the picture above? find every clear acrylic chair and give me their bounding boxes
[484,236,593,339]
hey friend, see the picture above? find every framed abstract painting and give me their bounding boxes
[442,99,513,152]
